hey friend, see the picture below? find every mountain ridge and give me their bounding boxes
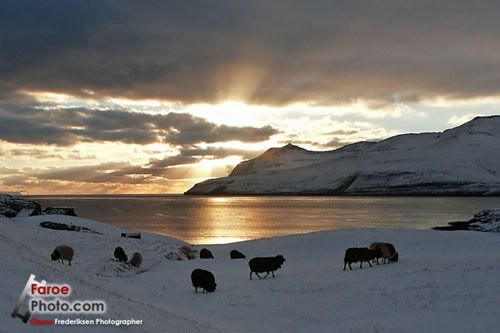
[186,116,500,196]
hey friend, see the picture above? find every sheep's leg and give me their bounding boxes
[349,262,352,270]
[343,262,347,271]
[271,271,275,278]
[249,271,253,280]
[255,272,263,279]
[68,259,72,266]
[360,261,362,269]
[263,272,269,279]
[368,260,372,268]
[195,287,198,293]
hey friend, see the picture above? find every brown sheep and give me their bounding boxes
[129,252,143,267]
[369,242,399,264]
[343,247,378,271]
[51,245,74,266]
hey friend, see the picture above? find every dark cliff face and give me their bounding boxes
[0,194,41,217]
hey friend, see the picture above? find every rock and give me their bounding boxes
[433,209,500,232]
[39,221,100,234]
[0,194,41,217]
[43,207,77,216]
[469,209,500,232]
[165,245,197,261]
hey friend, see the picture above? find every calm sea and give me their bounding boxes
[32,196,499,244]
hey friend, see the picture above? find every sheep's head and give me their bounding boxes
[276,255,286,265]
[205,282,217,292]
[51,249,60,261]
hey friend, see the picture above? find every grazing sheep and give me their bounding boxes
[369,242,399,264]
[50,245,74,266]
[386,243,399,262]
[249,255,286,280]
[114,246,128,262]
[230,249,246,259]
[128,252,142,267]
[199,248,214,259]
[191,269,217,293]
[343,247,378,271]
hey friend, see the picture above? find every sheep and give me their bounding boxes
[199,248,214,259]
[191,269,217,293]
[114,246,128,262]
[386,243,399,262]
[230,249,246,259]
[50,245,74,266]
[369,242,399,264]
[249,255,286,280]
[343,247,378,271]
[128,252,142,267]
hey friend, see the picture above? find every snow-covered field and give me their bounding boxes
[1,214,499,332]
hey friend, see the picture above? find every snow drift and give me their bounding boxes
[186,116,500,195]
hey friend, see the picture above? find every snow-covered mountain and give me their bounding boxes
[186,116,500,195]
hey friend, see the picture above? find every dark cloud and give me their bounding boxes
[33,162,130,182]
[1,144,260,186]
[1,1,500,105]
[324,130,359,136]
[0,166,20,174]
[0,106,278,146]
[148,146,262,168]
[165,124,278,146]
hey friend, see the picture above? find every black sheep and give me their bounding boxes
[385,243,399,262]
[114,246,128,262]
[191,269,217,293]
[249,255,286,280]
[343,247,378,271]
[199,248,214,259]
[230,249,246,259]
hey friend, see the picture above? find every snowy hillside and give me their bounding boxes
[1,215,500,332]
[186,116,500,195]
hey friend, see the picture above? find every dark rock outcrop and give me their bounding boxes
[43,207,77,216]
[0,194,41,217]
[39,221,100,234]
[433,209,500,232]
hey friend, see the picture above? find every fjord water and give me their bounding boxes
[34,196,499,244]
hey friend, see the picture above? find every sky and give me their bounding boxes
[1,0,500,194]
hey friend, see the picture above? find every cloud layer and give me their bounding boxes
[0,105,278,146]
[2,1,500,194]
[1,1,500,105]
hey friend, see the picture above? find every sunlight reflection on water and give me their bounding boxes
[34,195,500,244]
